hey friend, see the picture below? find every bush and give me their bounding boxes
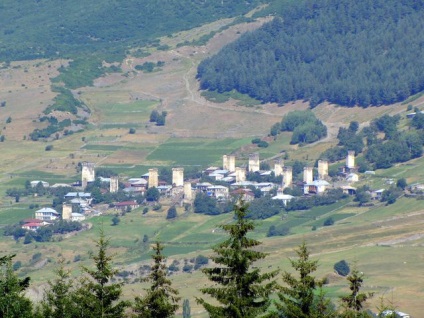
[267,225,290,237]
[334,260,350,276]
[12,261,22,271]
[129,128,136,134]
[45,145,54,151]
[166,206,177,219]
[323,217,334,226]
[194,255,209,270]
[182,264,193,273]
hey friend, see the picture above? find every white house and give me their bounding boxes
[304,180,330,194]
[30,180,49,188]
[71,213,86,222]
[35,207,60,221]
[272,193,294,206]
[346,173,359,183]
[207,185,229,199]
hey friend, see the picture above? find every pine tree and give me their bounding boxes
[196,202,278,318]
[34,259,75,318]
[73,229,129,317]
[0,255,33,318]
[339,266,374,317]
[132,241,180,318]
[276,241,334,318]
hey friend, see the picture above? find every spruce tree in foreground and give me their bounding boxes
[73,229,129,317]
[0,255,33,318]
[132,242,180,318]
[196,202,278,318]
[339,266,374,318]
[34,259,74,318]
[275,241,335,318]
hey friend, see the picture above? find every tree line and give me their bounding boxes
[197,0,424,108]
[1,203,399,318]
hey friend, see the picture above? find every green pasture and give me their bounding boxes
[146,137,250,166]
[97,99,158,123]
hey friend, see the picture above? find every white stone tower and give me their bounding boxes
[172,167,184,187]
[317,160,328,179]
[183,181,192,202]
[110,176,119,193]
[62,204,72,221]
[148,168,158,188]
[248,153,260,172]
[303,166,313,184]
[235,167,246,182]
[227,155,235,172]
[346,150,355,169]
[282,166,292,188]
[274,160,284,176]
[81,162,95,188]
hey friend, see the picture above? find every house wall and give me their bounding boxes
[62,204,72,220]
[346,150,355,169]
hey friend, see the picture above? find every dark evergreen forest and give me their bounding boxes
[0,0,264,62]
[197,0,424,107]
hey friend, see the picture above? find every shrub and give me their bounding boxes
[45,145,53,151]
[166,206,177,219]
[323,217,334,226]
[334,260,350,276]
[129,128,136,134]
[194,255,209,270]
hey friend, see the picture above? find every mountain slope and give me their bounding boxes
[197,0,424,107]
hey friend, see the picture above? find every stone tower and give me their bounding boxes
[346,150,355,169]
[274,159,284,176]
[317,160,328,179]
[222,155,228,170]
[62,203,72,221]
[172,167,184,187]
[81,162,95,188]
[235,167,246,182]
[148,168,158,188]
[282,166,292,188]
[183,182,192,202]
[248,153,260,172]
[223,154,236,171]
[110,176,119,193]
[303,166,313,184]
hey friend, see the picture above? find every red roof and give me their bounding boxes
[23,223,42,227]
[115,201,138,207]
[23,219,43,224]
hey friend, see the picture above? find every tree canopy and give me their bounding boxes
[198,0,424,107]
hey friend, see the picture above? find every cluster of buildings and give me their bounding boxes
[23,150,366,230]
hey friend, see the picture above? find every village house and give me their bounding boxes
[230,188,255,202]
[35,207,60,221]
[303,180,330,195]
[206,185,229,200]
[272,192,294,206]
[114,200,140,212]
[30,180,50,188]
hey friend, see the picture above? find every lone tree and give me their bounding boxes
[196,202,278,318]
[276,241,333,318]
[72,229,129,317]
[133,242,180,318]
[340,266,373,316]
